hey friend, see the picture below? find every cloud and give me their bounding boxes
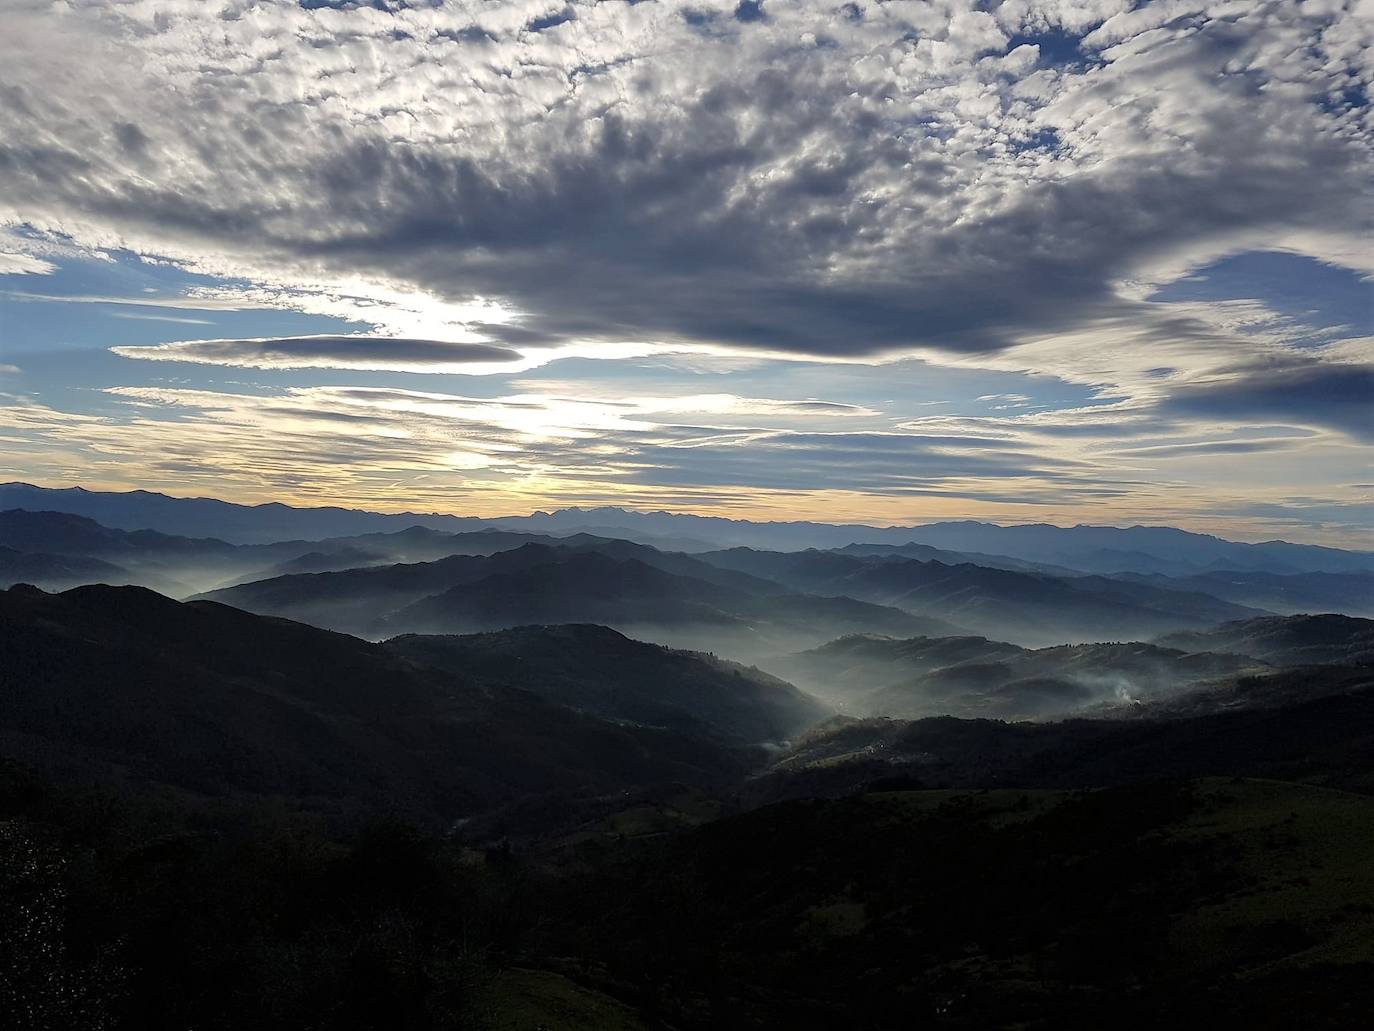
[5,291,259,311]
[1104,439,1300,459]
[2,374,1367,542]
[0,0,1367,368]
[0,382,1112,509]
[111,335,524,372]
[1164,361,1374,443]
[0,252,55,275]
[0,0,1369,541]
[111,312,215,325]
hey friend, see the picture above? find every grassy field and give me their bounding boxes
[473,968,649,1031]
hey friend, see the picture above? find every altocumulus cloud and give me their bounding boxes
[1,0,1369,368]
[0,0,1370,538]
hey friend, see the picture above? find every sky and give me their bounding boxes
[0,0,1370,546]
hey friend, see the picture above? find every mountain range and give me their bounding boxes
[198,541,954,656]
[696,547,1268,646]
[8,502,1369,662]
[4,481,1369,575]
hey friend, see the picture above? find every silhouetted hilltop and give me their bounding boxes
[387,624,827,744]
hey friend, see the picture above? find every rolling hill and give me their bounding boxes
[387,624,828,744]
[201,542,958,657]
[0,584,761,827]
[1157,613,1374,666]
[548,777,1374,1028]
[773,633,1262,719]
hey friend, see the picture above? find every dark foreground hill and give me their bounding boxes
[539,777,1374,1029]
[0,584,761,827]
[4,590,1374,1028]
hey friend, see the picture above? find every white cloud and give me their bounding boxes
[0,253,56,276]
[0,0,1368,536]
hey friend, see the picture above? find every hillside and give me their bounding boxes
[387,625,828,744]
[3,583,1373,1029]
[541,778,1374,1028]
[774,634,1262,719]
[1158,614,1374,666]
[0,584,756,827]
[760,679,1374,800]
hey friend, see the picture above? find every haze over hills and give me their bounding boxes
[8,580,1374,1028]
[0,545,129,593]
[6,498,1364,660]
[698,547,1266,646]
[0,508,666,596]
[773,633,1266,719]
[200,541,955,657]
[761,670,1374,800]
[1115,569,1374,618]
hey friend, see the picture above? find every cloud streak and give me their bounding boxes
[111,335,524,372]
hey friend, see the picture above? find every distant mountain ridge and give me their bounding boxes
[3,482,1368,575]
[698,547,1266,646]
[9,503,1365,664]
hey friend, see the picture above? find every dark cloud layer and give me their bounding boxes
[1166,363,1374,443]
[3,1,1369,366]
